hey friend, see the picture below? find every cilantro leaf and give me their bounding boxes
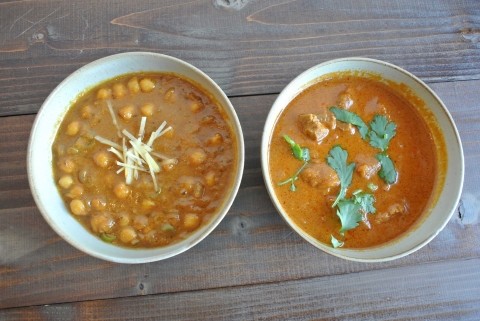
[327,146,355,206]
[353,191,376,214]
[376,153,397,184]
[336,199,363,233]
[283,135,310,162]
[368,115,397,151]
[330,106,369,139]
[331,235,344,248]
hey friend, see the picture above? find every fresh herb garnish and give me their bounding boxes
[376,153,398,184]
[330,107,369,139]
[331,235,344,248]
[335,192,376,233]
[336,199,362,233]
[353,191,376,214]
[368,115,397,151]
[327,146,355,206]
[283,135,310,162]
[278,135,310,191]
[278,161,309,192]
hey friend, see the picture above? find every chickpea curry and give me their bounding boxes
[269,73,446,248]
[52,73,238,248]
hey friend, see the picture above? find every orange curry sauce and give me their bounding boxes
[269,74,446,248]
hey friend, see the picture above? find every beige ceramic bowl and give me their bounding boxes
[261,57,464,262]
[28,52,244,263]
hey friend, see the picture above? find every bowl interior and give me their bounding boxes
[261,57,464,262]
[28,52,244,263]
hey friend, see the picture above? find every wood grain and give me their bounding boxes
[0,79,479,309]
[1,258,479,320]
[0,0,479,116]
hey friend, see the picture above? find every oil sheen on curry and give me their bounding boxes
[52,73,237,248]
[269,73,446,248]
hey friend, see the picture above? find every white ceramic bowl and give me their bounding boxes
[28,52,244,263]
[261,57,464,262]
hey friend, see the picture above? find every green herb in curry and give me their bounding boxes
[326,146,355,206]
[278,135,310,191]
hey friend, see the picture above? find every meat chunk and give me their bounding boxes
[337,89,354,109]
[298,114,329,143]
[375,203,407,224]
[300,163,340,188]
[337,122,356,135]
[317,107,336,130]
[354,154,381,179]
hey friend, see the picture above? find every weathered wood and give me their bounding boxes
[0,79,479,309]
[1,258,480,321]
[0,0,479,116]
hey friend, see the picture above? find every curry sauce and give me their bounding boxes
[52,73,238,248]
[269,74,446,248]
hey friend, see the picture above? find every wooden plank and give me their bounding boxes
[0,0,479,115]
[0,79,479,309]
[1,258,480,321]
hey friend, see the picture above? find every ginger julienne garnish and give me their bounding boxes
[94,100,177,192]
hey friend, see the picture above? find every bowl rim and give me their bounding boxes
[261,57,464,262]
[27,51,245,263]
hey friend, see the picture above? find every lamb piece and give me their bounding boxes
[354,154,381,179]
[337,89,354,109]
[317,107,337,130]
[300,163,340,189]
[364,97,387,116]
[375,203,406,224]
[298,114,329,143]
[337,122,355,135]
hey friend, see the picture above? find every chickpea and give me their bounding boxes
[141,199,156,211]
[96,88,112,100]
[190,101,204,113]
[127,77,140,94]
[91,197,107,211]
[140,103,155,116]
[118,104,136,121]
[80,105,93,119]
[193,183,204,198]
[205,171,216,186]
[70,199,88,216]
[58,175,74,189]
[117,212,130,226]
[132,215,148,230]
[112,83,127,99]
[90,213,115,233]
[58,157,75,173]
[183,213,200,231]
[93,151,112,168]
[66,184,84,199]
[207,133,223,146]
[139,78,155,93]
[66,121,80,136]
[163,88,175,103]
[188,149,206,166]
[119,226,137,244]
[114,182,130,199]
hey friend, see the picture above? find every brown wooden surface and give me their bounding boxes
[1,1,479,320]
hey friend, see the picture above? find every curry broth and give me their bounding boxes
[269,75,442,248]
[52,73,237,248]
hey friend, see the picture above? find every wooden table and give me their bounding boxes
[1,1,479,320]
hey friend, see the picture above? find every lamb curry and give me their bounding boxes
[269,73,446,248]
